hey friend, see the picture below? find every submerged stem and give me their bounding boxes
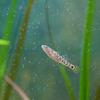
[3,75,30,100]
[79,0,95,100]
[1,0,34,100]
[45,0,76,100]
[45,0,56,50]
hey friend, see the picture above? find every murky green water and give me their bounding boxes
[0,0,100,100]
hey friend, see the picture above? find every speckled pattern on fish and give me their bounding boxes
[41,45,79,73]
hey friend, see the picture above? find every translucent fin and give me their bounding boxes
[72,65,79,74]
[62,55,69,61]
[57,51,61,55]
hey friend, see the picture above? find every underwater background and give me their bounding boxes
[0,0,100,100]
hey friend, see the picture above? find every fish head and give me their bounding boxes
[41,45,53,58]
[41,45,48,51]
[41,45,51,54]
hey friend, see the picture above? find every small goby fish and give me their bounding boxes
[41,45,79,73]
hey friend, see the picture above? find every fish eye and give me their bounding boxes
[44,45,47,48]
[45,46,48,48]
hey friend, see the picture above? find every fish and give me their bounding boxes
[41,45,79,73]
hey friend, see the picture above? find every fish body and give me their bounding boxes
[41,45,79,73]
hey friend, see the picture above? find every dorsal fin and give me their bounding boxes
[62,55,69,61]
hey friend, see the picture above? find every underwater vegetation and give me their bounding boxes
[0,0,99,100]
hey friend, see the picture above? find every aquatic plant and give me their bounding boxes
[0,0,34,100]
[79,0,95,100]
[0,0,97,100]
[0,0,18,92]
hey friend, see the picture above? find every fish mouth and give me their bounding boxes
[41,45,49,53]
[41,45,47,49]
[41,45,45,49]
[41,45,44,48]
